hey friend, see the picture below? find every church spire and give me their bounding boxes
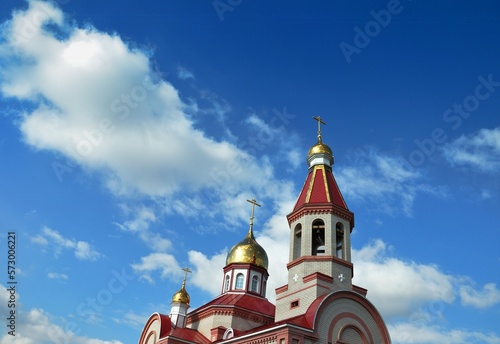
[169,267,191,328]
[292,117,347,212]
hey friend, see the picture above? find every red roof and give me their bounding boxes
[293,166,348,211]
[231,297,325,338]
[194,292,275,317]
[141,313,211,344]
[163,327,211,344]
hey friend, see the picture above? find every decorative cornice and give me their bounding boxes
[287,255,353,272]
[287,203,354,228]
[303,272,334,284]
[275,285,288,295]
[352,284,368,297]
[223,263,269,277]
[187,303,274,326]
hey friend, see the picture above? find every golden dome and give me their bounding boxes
[171,285,190,305]
[307,141,333,158]
[226,228,269,270]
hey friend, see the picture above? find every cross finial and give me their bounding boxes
[181,267,191,288]
[312,116,326,142]
[247,198,261,228]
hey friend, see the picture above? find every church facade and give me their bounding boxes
[138,118,391,344]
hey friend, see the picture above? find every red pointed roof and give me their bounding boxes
[293,165,348,211]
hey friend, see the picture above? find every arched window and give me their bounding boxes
[251,275,259,293]
[336,222,344,259]
[293,224,302,260]
[235,273,244,289]
[224,275,230,291]
[223,328,234,339]
[312,220,325,256]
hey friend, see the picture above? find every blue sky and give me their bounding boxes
[0,1,499,343]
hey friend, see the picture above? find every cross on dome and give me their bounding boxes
[181,267,191,287]
[225,197,268,269]
[247,198,261,228]
[312,116,326,142]
[171,267,191,305]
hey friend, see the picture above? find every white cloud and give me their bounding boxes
[459,283,500,309]
[352,242,500,341]
[480,189,493,200]
[131,252,182,283]
[0,1,300,237]
[442,126,500,173]
[31,227,101,261]
[115,205,172,252]
[198,89,232,124]
[31,235,48,245]
[244,111,301,172]
[286,149,302,170]
[113,311,149,330]
[253,196,297,301]
[336,149,444,215]
[0,0,266,199]
[188,250,227,296]
[48,272,68,280]
[42,227,75,249]
[0,308,124,344]
[0,3,304,262]
[0,285,122,344]
[177,66,195,80]
[75,241,101,261]
[352,240,455,318]
[117,206,156,233]
[389,322,500,344]
[170,197,205,219]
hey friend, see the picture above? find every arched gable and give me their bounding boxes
[138,313,171,344]
[306,290,391,344]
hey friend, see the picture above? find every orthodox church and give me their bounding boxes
[138,117,391,344]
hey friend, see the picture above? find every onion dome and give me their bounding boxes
[171,267,191,305]
[171,285,190,305]
[308,141,333,158]
[226,227,269,270]
[307,141,334,167]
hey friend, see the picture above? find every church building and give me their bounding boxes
[138,117,391,344]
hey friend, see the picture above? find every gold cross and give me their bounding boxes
[181,267,191,286]
[312,116,326,142]
[247,198,261,227]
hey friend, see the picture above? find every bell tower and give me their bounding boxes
[275,117,355,321]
